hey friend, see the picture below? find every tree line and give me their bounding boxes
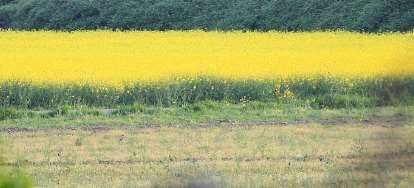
[0,0,413,32]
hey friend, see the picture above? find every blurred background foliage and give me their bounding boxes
[0,0,413,32]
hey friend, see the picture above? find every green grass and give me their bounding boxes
[0,100,413,129]
[0,108,21,121]
[0,169,32,188]
[1,76,413,108]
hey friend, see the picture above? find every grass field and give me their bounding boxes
[1,102,413,187]
[1,123,414,187]
[0,101,413,128]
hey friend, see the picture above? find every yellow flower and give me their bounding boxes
[0,30,412,86]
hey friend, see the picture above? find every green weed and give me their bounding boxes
[1,76,413,109]
[0,108,21,120]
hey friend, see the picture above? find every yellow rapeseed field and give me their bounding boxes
[1,31,413,86]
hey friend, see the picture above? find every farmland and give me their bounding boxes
[1,0,414,186]
[0,30,413,187]
[1,31,413,84]
[0,31,413,109]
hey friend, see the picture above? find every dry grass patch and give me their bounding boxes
[1,124,413,187]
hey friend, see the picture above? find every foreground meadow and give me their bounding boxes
[1,102,414,187]
[1,123,414,187]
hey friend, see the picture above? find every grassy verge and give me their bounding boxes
[0,100,413,129]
